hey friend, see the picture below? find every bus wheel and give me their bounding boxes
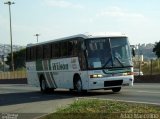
[69,89,74,92]
[40,76,47,93]
[74,77,82,93]
[112,87,121,93]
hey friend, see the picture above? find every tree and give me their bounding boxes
[6,48,26,70]
[153,41,160,58]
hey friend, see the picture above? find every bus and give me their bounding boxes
[26,33,134,93]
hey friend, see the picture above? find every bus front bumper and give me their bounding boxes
[87,76,134,90]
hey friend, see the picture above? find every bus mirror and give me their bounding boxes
[132,48,135,57]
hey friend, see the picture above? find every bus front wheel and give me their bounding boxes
[112,87,121,92]
[74,77,82,93]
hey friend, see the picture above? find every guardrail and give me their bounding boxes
[134,75,160,83]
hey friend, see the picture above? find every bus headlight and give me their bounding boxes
[123,72,134,76]
[90,74,103,78]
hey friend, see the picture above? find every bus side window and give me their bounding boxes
[26,48,30,61]
[78,40,87,70]
[36,45,43,60]
[68,40,74,57]
[72,40,78,56]
[52,42,61,58]
[51,43,55,58]
[61,41,68,57]
[68,40,79,57]
[43,44,51,59]
[30,47,36,61]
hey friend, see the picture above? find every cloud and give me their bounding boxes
[80,6,148,25]
[43,0,84,9]
[0,15,7,27]
[96,6,146,21]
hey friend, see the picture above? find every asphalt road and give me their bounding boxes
[0,83,160,119]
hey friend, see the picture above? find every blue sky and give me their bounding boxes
[0,0,160,46]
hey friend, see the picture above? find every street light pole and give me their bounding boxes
[35,34,40,43]
[3,44,5,72]
[4,1,15,71]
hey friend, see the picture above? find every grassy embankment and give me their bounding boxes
[41,99,160,119]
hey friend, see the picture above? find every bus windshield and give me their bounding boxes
[86,37,132,69]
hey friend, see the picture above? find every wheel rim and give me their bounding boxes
[76,80,82,92]
[41,80,46,91]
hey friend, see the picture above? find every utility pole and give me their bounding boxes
[34,34,40,43]
[3,45,5,72]
[151,59,153,75]
[4,1,15,71]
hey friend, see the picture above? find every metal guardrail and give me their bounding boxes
[134,74,160,83]
[0,71,26,80]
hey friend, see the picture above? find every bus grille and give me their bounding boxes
[104,80,123,87]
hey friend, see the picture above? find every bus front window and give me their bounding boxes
[86,38,112,69]
[110,38,132,68]
[86,37,132,69]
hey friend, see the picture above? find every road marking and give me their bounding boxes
[122,89,160,94]
[78,97,160,106]
[30,96,40,99]
[137,90,160,94]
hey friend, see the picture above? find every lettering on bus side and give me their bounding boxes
[52,62,69,70]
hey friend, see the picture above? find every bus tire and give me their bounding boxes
[69,89,74,92]
[74,76,82,93]
[112,87,121,92]
[40,76,48,93]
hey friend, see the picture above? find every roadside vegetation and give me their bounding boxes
[6,48,26,70]
[134,59,160,75]
[41,99,160,119]
[141,59,160,75]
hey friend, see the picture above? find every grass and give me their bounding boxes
[41,99,160,119]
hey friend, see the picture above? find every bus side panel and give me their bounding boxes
[80,71,89,90]
[50,57,80,89]
[26,62,40,87]
[63,57,80,89]
[61,71,74,89]
[50,71,63,88]
[50,59,64,88]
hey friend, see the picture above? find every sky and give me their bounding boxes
[0,0,160,46]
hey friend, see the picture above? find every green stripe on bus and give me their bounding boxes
[48,60,57,88]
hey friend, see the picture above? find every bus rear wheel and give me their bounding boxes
[112,87,121,92]
[40,76,48,93]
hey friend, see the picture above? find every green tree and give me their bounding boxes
[6,48,26,70]
[153,41,160,58]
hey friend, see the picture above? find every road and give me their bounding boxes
[0,83,160,119]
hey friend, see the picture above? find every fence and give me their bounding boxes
[134,59,160,75]
[0,71,27,80]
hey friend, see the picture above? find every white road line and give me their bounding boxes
[30,96,40,99]
[78,97,160,106]
[122,89,160,94]
[137,90,160,94]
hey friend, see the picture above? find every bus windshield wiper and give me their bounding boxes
[114,56,124,67]
[102,57,113,68]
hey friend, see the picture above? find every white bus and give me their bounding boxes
[26,33,134,93]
